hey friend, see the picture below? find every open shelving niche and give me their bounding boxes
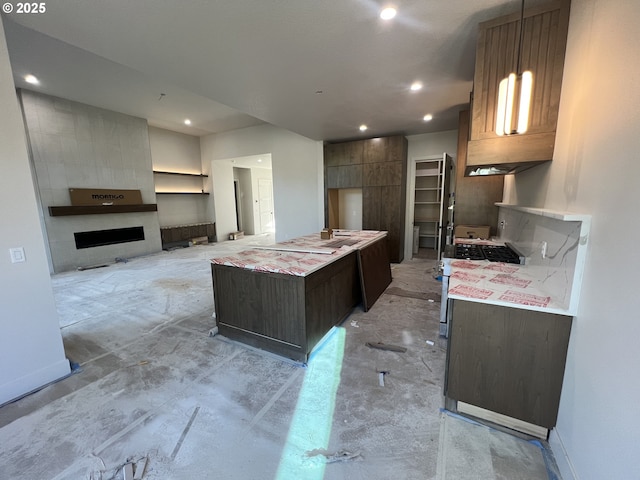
[412,154,451,257]
[153,170,209,195]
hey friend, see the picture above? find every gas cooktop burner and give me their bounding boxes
[454,243,523,264]
[454,244,484,260]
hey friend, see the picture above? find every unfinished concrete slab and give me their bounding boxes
[0,235,560,479]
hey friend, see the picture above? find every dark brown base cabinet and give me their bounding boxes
[160,222,216,249]
[445,300,572,430]
[212,251,360,363]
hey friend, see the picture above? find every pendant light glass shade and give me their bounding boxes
[495,0,532,136]
[517,71,533,133]
[496,71,533,136]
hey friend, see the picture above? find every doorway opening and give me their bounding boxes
[211,154,274,241]
[233,180,242,232]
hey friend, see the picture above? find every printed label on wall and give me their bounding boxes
[69,188,143,206]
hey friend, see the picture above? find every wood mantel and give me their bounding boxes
[48,204,158,216]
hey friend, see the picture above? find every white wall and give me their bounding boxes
[338,188,363,230]
[149,126,209,227]
[210,160,236,240]
[404,130,458,259]
[201,124,323,242]
[407,130,458,163]
[503,1,640,478]
[0,18,70,405]
[149,126,201,173]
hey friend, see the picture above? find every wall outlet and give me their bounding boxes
[9,247,26,263]
[541,241,547,259]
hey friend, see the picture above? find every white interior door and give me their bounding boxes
[257,178,275,233]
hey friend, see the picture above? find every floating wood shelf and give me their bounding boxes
[153,170,208,177]
[48,204,158,216]
[155,191,209,195]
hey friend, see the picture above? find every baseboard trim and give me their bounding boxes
[0,358,71,407]
[457,401,548,439]
[549,428,578,480]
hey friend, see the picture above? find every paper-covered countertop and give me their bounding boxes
[210,230,386,277]
[447,259,573,316]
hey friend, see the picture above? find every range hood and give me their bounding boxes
[465,132,554,177]
[465,160,548,176]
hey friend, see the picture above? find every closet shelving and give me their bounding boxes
[413,155,451,257]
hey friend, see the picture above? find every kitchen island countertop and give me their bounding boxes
[210,230,385,277]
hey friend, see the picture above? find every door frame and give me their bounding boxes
[404,153,449,260]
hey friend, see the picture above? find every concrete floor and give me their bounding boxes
[0,234,560,479]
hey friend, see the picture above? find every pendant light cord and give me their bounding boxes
[516,0,525,75]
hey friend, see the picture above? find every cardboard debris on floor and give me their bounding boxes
[133,457,148,480]
[123,462,134,480]
[306,449,362,463]
[191,236,208,245]
[90,455,148,480]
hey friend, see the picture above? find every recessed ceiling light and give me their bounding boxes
[423,114,433,122]
[380,7,397,20]
[359,125,368,132]
[257,158,263,163]
[24,74,39,85]
[184,119,192,125]
[410,82,423,91]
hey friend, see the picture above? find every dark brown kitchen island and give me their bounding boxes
[210,231,389,362]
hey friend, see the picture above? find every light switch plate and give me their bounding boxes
[9,247,25,263]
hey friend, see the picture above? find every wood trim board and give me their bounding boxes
[49,204,158,216]
[357,235,392,311]
[457,401,548,439]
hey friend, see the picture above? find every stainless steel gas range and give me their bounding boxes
[439,241,524,337]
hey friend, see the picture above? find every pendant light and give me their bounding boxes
[496,0,533,136]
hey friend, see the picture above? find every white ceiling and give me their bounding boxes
[2,0,547,141]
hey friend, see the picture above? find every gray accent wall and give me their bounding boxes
[20,90,161,272]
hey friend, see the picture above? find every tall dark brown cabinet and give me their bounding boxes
[324,135,407,263]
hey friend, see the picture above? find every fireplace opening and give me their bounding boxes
[74,226,145,249]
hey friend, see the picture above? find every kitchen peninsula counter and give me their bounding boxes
[210,230,389,362]
[445,250,575,435]
[447,258,571,315]
[444,202,592,435]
